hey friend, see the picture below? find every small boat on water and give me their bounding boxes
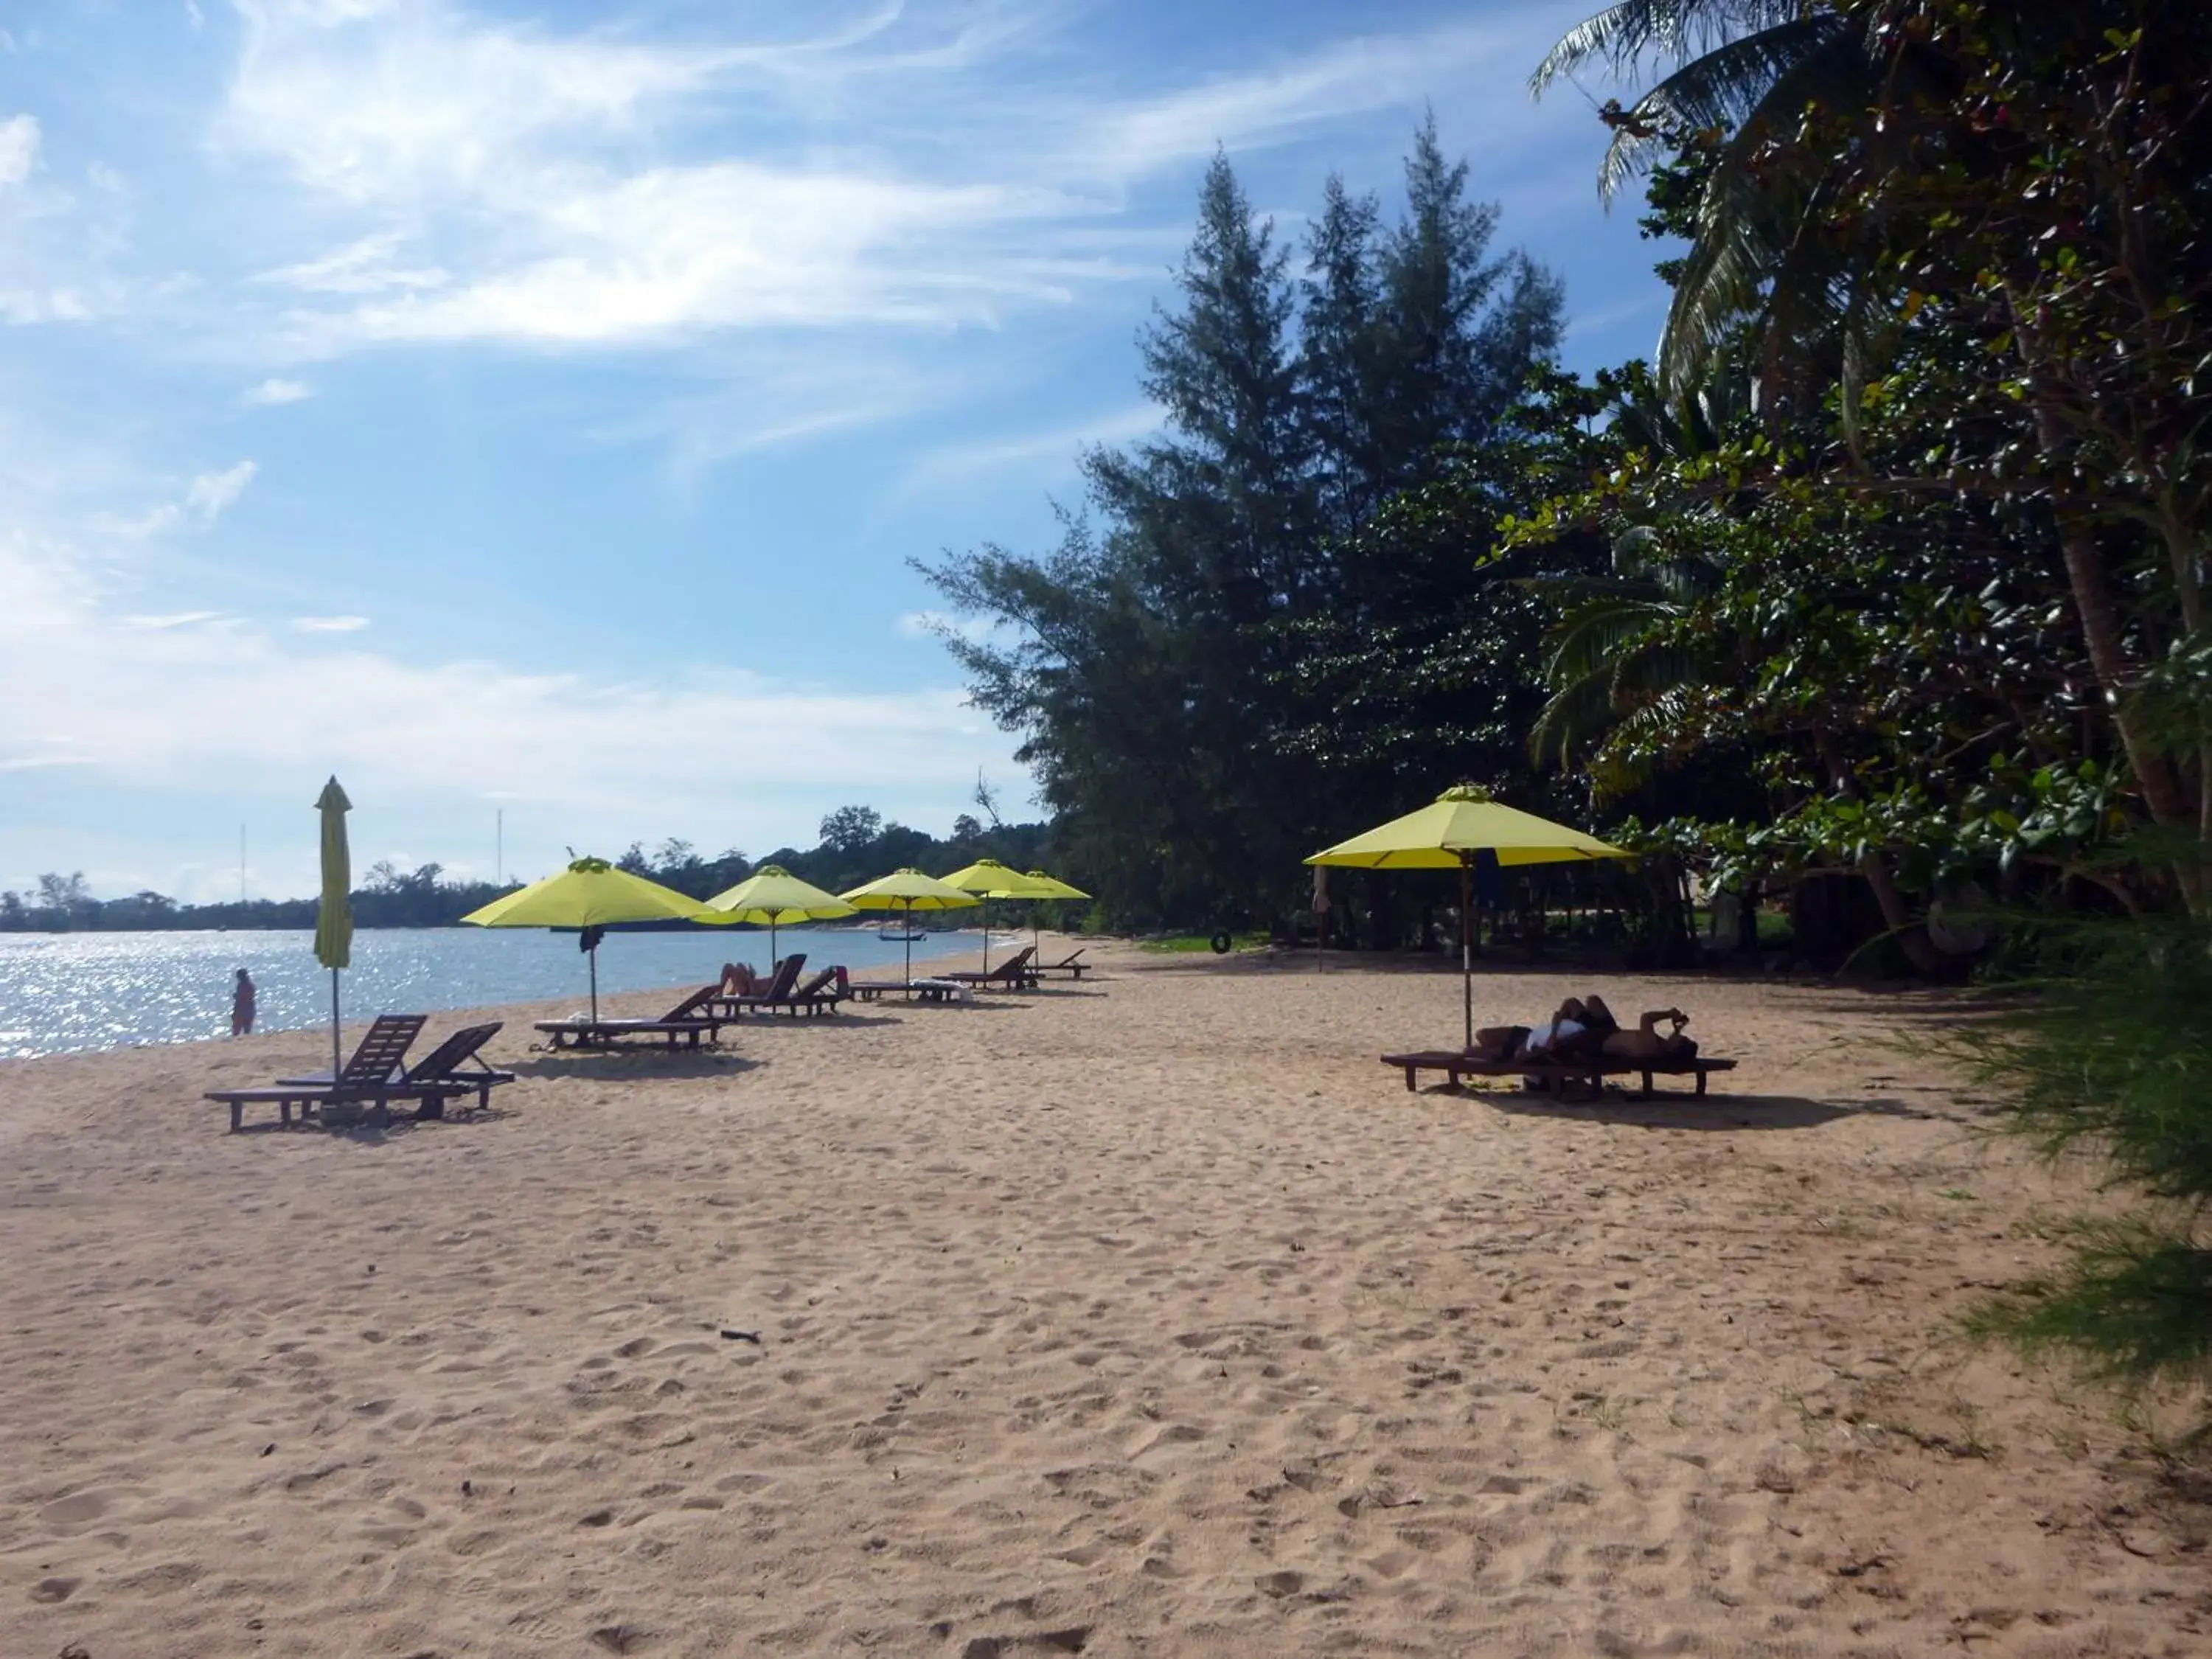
[877,927,926,943]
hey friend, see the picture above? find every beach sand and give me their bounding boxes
[1,940,2205,1657]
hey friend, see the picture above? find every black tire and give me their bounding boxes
[1209,931,1234,955]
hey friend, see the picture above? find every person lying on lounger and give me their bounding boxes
[1473,996,1695,1062]
[1599,1006,1698,1061]
[719,961,759,996]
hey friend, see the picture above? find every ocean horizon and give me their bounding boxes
[0,925,1011,1060]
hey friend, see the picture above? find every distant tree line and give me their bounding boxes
[0,804,1059,932]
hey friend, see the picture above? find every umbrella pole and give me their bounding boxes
[1460,858,1473,1052]
[331,967,342,1085]
[904,901,914,995]
[982,897,992,974]
[590,944,599,1025]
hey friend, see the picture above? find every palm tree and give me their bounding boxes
[1530,1,1912,403]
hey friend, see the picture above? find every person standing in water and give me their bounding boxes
[230,968,256,1037]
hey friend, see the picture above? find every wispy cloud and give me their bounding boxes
[0,114,38,187]
[257,231,448,296]
[288,613,367,631]
[244,376,313,404]
[98,460,258,540]
[214,1,1550,356]
[0,529,1014,838]
[902,401,1161,492]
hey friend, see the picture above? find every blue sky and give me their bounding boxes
[0,0,1665,904]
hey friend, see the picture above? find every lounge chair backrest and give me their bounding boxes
[761,953,805,1002]
[338,1015,427,1091]
[790,969,836,1001]
[405,1021,503,1081]
[1048,947,1086,969]
[658,984,719,1022]
[993,945,1037,978]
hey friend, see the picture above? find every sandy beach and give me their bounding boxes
[1,940,2205,1658]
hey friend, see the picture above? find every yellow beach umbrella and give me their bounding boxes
[700,864,855,962]
[940,858,1059,973]
[1306,785,1630,1049]
[462,855,708,1023]
[838,867,978,992]
[313,776,354,1085]
[1020,869,1090,900]
[1019,867,1091,948]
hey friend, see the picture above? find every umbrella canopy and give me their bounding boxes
[1305,785,1631,1048]
[313,776,354,1085]
[1305,785,1629,869]
[940,859,1060,972]
[462,855,708,1023]
[700,864,855,961]
[1018,869,1091,947]
[838,867,978,990]
[1020,869,1090,900]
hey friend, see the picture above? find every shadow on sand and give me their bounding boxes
[1466,1088,1943,1131]
[503,1051,765,1082]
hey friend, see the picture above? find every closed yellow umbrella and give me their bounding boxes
[838,868,978,993]
[463,856,708,1023]
[940,858,1058,973]
[313,776,354,1085]
[700,864,855,963]
[1306,785,1630,1049]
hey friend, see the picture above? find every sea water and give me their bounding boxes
[0,927,1004,1059]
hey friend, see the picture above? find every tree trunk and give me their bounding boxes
[1860,850,1944,976]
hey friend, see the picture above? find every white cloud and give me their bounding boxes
[244,376,314,404]
[895,609,1010,646]
[0,529,1019,861]
[902,401,1161,492]
[100,460,259,539]
[288,613,367,631]
[0,114,38,187]
[257,231,448,295]
[0,287,92,324]
[212,2,1554,356]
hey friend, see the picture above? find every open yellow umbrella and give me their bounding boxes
[313,776,354,1087]
[1019,867,1089,947]
[838,867,978,993]
[939,858,1058,972]
[700,864,855,963]
[1305,785,1630,1049]
[462,855,707,1023]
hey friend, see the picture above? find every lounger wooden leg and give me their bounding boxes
[1696,1070,1709,1097]
[231,1101,243,1132]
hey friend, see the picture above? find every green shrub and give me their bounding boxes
[1956,916,2212,1435]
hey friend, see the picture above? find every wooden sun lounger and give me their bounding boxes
[205,1014,428,1131]
[943,945,1040,989]
[276,1020,515,1118]
[1380,1048,1739,1100]
[709,954,807,1018]
[767,968,846,1017]
[849,978,963,1004]
[1029,948,1091,980]
[532,987,725,1050]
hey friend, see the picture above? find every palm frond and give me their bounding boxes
[1596,16,1843,199]
[1530,0,1803,94]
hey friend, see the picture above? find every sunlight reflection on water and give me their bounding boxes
[0,926,983,1059]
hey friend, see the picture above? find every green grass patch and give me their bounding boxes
[1138,931,1271,954]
